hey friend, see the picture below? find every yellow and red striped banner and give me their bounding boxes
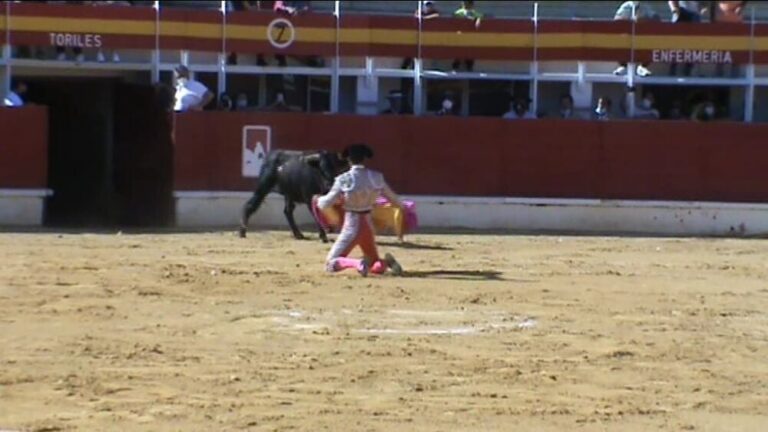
[3,3,768,63]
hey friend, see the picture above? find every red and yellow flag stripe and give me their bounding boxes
[3,3,768,63]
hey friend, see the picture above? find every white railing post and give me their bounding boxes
[530,2,539,117]
[744,6,756,123]
[218,0,227,99]
[330,0,340,113]
[626,2,637,119]
[413,0,423,115]
[151,0,160,83]
[2,0,12,96]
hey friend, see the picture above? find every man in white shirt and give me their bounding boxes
[3,81,27,107]
[173,65,214,112]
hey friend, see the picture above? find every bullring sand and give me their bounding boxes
[1,231,766,431]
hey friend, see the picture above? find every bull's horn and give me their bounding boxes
[302,153,321,165]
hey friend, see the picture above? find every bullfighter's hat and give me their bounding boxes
[342,143,374,161]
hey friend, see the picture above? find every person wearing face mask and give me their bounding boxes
[633,92,660,119]
[265,91,291,112]
[594,96,612,121]
[235,93,249,111]
[173,65,214,112]
[691,100,717,122]
[557,94,583,119]
[437,97,456,116]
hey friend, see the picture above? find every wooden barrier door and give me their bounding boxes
[26,78,114,227]
[112,82,175,227]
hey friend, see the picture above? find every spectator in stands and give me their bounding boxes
[173,65,214,112]
[613,1,658,77]
[419,1,440,19]
[401,1,441,69]
[265,91,292,111]
[632,92,661,119]
[452,1,483,72]
[556,94,584,119]
[273,0,308,15]
[594,96,612,120]
[503,97,535,120]
[714,1,746,22]
[713,1,746,77]
[381,90,406,115]
[691,99,717,122]
[235,93,250,111]
[3,81,27,107]
[668,99,684,119]
[669,1,708,76]
[436,94,456,116]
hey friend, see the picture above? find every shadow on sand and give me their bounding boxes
[378,241,453,251]
[400,270,515,281]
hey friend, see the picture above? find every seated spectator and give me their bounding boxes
[419,0,440,19]
[613,1,658,77]
[235,93,250,111]
[452,1,483,72]
[503,98,535,120]
[273,0,308,15]
[381,90,407,115]
[632,92,660,119]
[667,100,684,119]
[691,100,717,122]
[436,95,456,116]
[173,65,214,112]
[714,1,746,22]
[264,91,293,112]
[669,1,708,76]
[556,93,586,119]
[3,81,27,107]
[594,96,613,120]
[401,1,440,69]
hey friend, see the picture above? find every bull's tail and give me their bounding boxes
[239,167,278,237]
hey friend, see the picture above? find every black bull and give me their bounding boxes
[238,150,349,242]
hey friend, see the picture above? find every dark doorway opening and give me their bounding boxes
[24,78,174,228]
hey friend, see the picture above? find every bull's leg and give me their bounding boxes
[239,168,277,238]
[307,203,329,243]
[284,198,305,240]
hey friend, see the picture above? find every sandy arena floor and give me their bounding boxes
[1,230,767,432]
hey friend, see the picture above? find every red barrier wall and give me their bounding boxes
[0,107,48,189]
[173,112,768,203]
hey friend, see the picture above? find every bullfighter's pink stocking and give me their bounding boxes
[330,257,387,274]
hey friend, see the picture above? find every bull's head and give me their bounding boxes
[302,151,349,190]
